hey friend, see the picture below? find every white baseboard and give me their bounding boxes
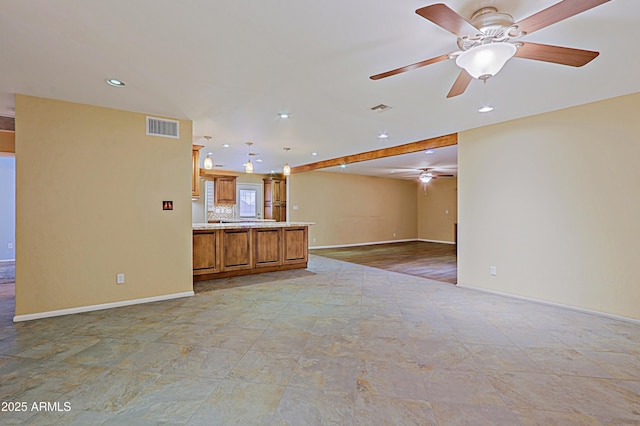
[416,238,455,245]
[310,239,416,250]
[309,239,455,250]
[456,284,640,325]
[0,259,15,263]
[13,291,194,323]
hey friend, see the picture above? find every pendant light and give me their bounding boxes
[282,147,291,176]
[244,142,254,174]
[202,136,213,170]
[203,153,214,170]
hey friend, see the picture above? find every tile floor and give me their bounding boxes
[0,255,639,425]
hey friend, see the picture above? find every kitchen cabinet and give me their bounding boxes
[192,145,204,199]
[253,228,282,268]
[263,177,287,221]
[215,176,237,204]
[220,228,252,271]
[193,230,219,274]
[192,223,311,281]
[283,226,308,264]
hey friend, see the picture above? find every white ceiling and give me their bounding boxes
[1,0,638,180]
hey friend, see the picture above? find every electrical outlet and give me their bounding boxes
[393,233,397,237]
[312,238,316,243]
[7,243,13,249]
[116,273,125,284]
[490,266,497,276]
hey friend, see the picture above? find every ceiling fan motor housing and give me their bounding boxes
[457,7,520,51]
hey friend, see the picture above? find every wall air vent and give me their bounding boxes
[370,104,392,112]
[146,116,179,139]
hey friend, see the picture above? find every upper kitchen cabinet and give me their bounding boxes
[264,177,287,221]
[192,144,204,199]
[214,176,237,204]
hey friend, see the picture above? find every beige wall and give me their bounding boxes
[417,177,457,243]
[458,92,640,320]
[15,95,193,316]
[289,171,417,247]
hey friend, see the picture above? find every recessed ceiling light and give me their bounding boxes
[425,150,435,155]
[105,78,125,87]
[340,164,347,169]
[478,105,494,113]
[256,158,263,163]
[378,132,389,139]
[311,152,318,156]
[279,112,290,119]
[222,144,230,148]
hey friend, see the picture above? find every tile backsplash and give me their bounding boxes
[208,204,235,221]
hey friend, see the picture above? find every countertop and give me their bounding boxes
[193,221,315,230]
[214,218,276,223]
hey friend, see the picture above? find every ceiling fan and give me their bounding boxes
[419,168,455,183]
[370,0,610,98]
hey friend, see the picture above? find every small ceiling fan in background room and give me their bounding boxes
[370,0,610,97]
[419,168,455,183]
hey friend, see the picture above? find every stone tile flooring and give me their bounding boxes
[0,255,639,424]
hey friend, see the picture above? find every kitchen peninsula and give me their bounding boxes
[192,222,314,281]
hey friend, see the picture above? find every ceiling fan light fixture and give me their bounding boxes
[419,173,432,184]
[455,42,517,80]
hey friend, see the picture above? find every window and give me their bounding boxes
[239,189,257,218]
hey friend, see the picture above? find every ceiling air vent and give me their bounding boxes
[146,116,179,139]
[370,104,392,112]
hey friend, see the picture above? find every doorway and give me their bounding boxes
[236,183,263,220]
[0,155,15,320]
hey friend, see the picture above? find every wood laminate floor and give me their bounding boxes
[311,241,457,284]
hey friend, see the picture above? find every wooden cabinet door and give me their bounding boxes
[275,205,287,222]
[283,227,308,264]
[264,180,274,203]
[215,176,237,204]
[193,231,219,274]
[192,145,203,199]
[253,228,282,268]
[263,177,287,221]
[273,179,283,202]
[221,228,252,271]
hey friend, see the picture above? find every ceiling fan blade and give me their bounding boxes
[515,42,599,67]
[416,3,479,37]
[370,54,449,80]
[447,70,472,98]
[515,0,610,36]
